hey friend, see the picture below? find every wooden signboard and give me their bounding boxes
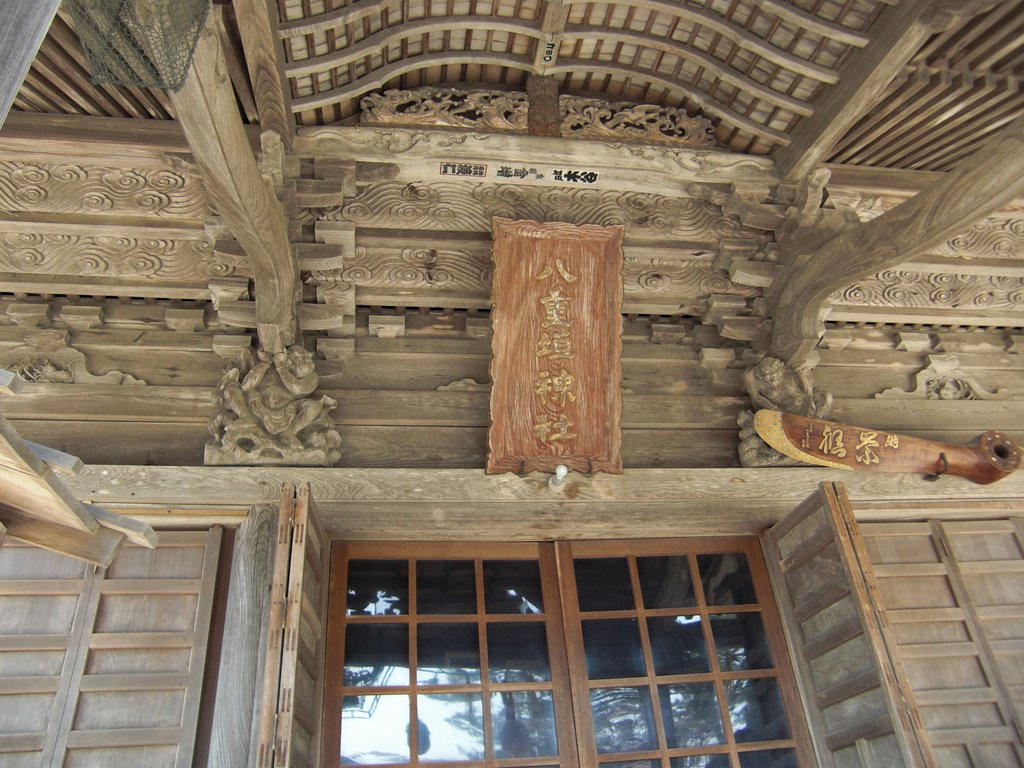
[488,218,623,474]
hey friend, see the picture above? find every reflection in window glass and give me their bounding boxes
[647,615,710,675]
[344,624,409,687]
[590,687,657,754]
[417,561,477,614]
[739,748,798,768]
[724,678,791,743]
[710,613,774,671]
[340,693,409,763]
[347,560,408,616]
[698,553,758,605]
[670,756,731,768]
[487,622,551,683]
[603,761,659,768]
[417,693,484,761]
[638,555,697,608]
[484,560,544,614]
[417,623,480,684]
[574,557,634,611]
[582,618,646,679]
[659,683,725,748]
[490,690,558,758]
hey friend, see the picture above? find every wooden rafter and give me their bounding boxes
[774,0,995,181]
[771,114,1024,363]
[171,10,298,351]
[233,0,295,149]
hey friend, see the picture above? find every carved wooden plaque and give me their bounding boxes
[487,218,624,474]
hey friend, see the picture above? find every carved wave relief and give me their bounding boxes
[0,232,222,280]
[931,218,1024,260]
[338,181,754,243]
[0,161,207,218]
[831,270,1024,310]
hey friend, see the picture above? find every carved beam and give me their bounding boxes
[772,114,1024,363]
[232,0,294,148]
[170,9,298,351]
[774,0,989,181]
[0,0,60,127]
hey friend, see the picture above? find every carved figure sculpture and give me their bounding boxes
[737,356,833,467]
[205,345,341,466]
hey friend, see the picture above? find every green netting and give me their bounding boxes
[66,0,210,92]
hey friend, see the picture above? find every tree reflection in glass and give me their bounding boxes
[698,554,758,606]
[417,693,484,762]
[490,690,558,758]
[647,614,710,675]
[670,755,731,767]
[738,748,798,767]
[487,622,550,683]
[638,555,697,609]
[724,678,791,743]
[346,560,408,616]
[343,624,409,687]
[340,693,409,764]
[590,686,657,754]
[484,560,544,614]
[658,683,725,748]
[417,623,480,685]
[710,613,773,671]
[582,618,645,679]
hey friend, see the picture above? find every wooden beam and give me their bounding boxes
[65,466,1024,539]
[171,10,298,351]
[0,507,123,567]
[526,75,561,137]
[233,0,295,148]
[774,0,944,181]
[83,503,158,548]
[0,0,60,127]
[772,114,1024,363]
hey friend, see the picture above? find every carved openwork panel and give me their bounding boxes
[487,218,623,475]
[360,88,717,148]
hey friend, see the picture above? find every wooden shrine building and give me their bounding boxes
[1,0,1024,766]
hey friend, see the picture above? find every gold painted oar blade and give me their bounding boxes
[753,410,851,469]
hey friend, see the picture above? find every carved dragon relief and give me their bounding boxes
[876,354,1012,400]
[830,269,1024,312]
[360,88,717,149]
[337,181,756,243]
[0,330,146,385]
[737,356,834,467]
[0,160,207,218]
[205,345,341,467]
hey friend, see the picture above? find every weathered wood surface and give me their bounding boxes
[774,0,937,181]
[210,506,277,768]
[232,0,294,147]
[488,219,624,473]
[861,519,1024,765]
[171,11,298,351]
[0,508,123,567]
[0,0,60,127]
[773,114,1024,363]
[62,466,1024,538]
[763,483,931,765]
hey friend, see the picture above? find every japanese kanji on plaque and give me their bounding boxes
[487,218,624,474]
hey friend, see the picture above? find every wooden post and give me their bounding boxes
[170,9,299,351]
[0,0,60,127]
[232,0,295,148]
[209,506,279,768]
[526,74,561,138]
[772,114,1024,363]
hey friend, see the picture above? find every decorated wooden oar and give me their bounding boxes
[754,409,1022,485]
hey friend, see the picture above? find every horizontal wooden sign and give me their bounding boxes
[487,217,623,474]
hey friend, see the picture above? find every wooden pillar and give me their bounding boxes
[0,0,60,127]
[526,74,561,138]
[171,10,299,351]
[209,506,279,768]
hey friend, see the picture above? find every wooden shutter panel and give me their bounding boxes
[764,482,931,768]
[0,529,221,768]
[860,519,1024,766]
[0,543,93,767]
[258,483,330,768]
